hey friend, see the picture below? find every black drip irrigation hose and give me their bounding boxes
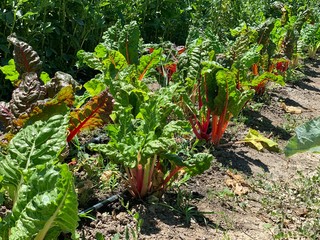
[79,194,120,215]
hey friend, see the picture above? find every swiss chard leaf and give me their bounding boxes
[0,105,78,239]
[9,164,78,240]
[138,48,164,81]
[118,21,140,65]
[164,152,214,176]
[8,104,69,169]
[285,117,320,157]
[10,72,46,118]
[0,59,19,85]
[68,89,114,142]
[251,72,285,87]
[7,34,42,76]
[203,66,254,117]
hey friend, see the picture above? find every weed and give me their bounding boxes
[257,168,320,239]
[160,188,215,225]
[282,113,305,134]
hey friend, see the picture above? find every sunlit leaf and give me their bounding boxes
[244,128,279,152]
[285,117,320,157]
[68,89,114,142]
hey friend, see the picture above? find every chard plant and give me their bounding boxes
[0,104,79,239]
[183,62,254,145]
[226,22,285,95]
[89,85,213,198]
[0,35,115,238]
[76,22,214,198]
[299,22,320,59]
[0,35,114,145]
[176,32,255,145]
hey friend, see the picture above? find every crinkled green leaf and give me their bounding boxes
[40,71,51,84]
[8,104,69,169]
[142,137,176,160]
[185,153,214,176]
[285,117,320,157]
[0,156,22,200]
[101,20,122,50]
[77,44,127,84]
[244,128,279,152]
[238,44,263,69]
[9,164,78,240]
[251,72,285,87]
[84,79,107,96]
[0,107,78,239]
[164,152,214,176]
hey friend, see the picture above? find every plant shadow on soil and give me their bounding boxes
[138,192,225,236]
[242,108,291,140]
[212,147,269,176]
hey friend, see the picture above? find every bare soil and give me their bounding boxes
[77,59,320,240]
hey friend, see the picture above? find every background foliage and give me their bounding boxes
[0,0,319,101]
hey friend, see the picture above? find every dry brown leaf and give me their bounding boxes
[225,170,250,196]
[280,102,302,114]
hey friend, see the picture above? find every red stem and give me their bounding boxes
[136,164,144,196]
[161,166,184,190]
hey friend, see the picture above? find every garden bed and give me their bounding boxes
[76,58,320,239]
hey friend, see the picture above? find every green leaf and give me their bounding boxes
[118,21,140,65]
[9,164,78,240]
[0,106,78,239]
[0,59,19,84]
[138,48,164,81]
[285,117,320,157]
[244,128,279,152]
[84,79,107,96]
[167,152,213,176]
[251,72,285,87]
[8,104,69,169]
[40,71,51,84]
[204,67,254,117]
[201,61,224,111]
[238,44,263,69]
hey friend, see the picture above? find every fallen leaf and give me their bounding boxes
[225,170,250,196]
[243,128,279,152]
[281,102,302,114]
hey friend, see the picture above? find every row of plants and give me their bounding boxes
[0,2,319,239]
[0,1,319,83]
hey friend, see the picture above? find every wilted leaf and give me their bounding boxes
[244,128,279,151]
[281,102,302,114]
[225,170,250,196]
